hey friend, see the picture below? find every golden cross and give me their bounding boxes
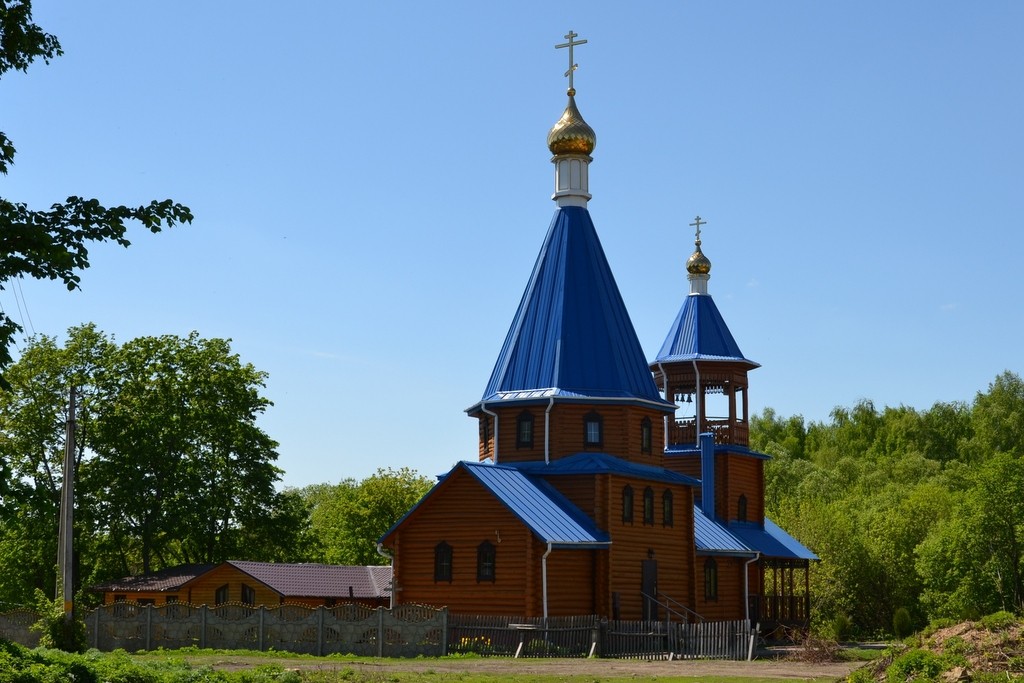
[555,31,588,92]
[690,215,706,243]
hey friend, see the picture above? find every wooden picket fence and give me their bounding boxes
[605,618,754,660]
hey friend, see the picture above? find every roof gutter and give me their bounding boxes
[744,551,761,626]
[544,397,554,465]
[541,542,553,620]
[480,401,499,464]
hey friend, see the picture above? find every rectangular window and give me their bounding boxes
[241,583,256,606]
[434,542,453,582]
[215,584,229,606]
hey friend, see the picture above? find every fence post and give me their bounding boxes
[145,605,152,651]
[259,606,265,652]
[440,608,448,657]
[376,607,384,658]
[200,605,207,649]
[93,607,100,650]
[317,606,324,657]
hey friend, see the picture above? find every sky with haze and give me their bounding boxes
[3,2,1022,487]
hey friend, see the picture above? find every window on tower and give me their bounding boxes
[480,417,491,454]
[737,494,748,522]
[516,411,534,449]
[641,416,652,454]
[584,411,603,447]
[662,489,674,527]
[622,485,634,523]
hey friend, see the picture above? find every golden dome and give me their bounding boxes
[686,241,712,275]
[547,90,597,156]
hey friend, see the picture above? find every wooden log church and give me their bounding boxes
[379,32,816,629]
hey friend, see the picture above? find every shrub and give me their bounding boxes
[892,608,912,639]
[943,635,971,657]
[832,614,854,641]
[886,648,946,683]
[979,610,1018,631]
[30,589,88,653]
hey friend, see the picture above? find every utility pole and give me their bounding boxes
[56,385,76,626]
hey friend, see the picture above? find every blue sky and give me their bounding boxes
[3,2,1022,488]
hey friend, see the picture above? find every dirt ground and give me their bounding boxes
[200,654,864,680]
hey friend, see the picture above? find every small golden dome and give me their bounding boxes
[686,242,712,275]
[547,90,597,156]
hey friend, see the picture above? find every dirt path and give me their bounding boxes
[200,654,863,680]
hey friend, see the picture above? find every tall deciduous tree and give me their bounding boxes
[0,1,192,386]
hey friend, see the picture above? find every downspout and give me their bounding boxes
[481,401,498,464]
[544,397,555,464]
[657,362,669,448]
[541,542,553,619]
[692,360,701,439]
[375,543,395,609]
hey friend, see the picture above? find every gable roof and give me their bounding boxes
[91,564,215,593]
[381,461,610,548]
[513,452,700,487]
[471,206,672,412]
[224,562,392,599]
[654,293,758,367]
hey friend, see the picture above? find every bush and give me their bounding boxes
[886,648,946,683]
[831,614,854,641]
[979,610,1018,631]
[892,608,912,639]
[30,589,88,653]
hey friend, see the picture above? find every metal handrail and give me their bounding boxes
[640,591,706,623]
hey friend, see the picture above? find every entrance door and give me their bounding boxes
[641,558,658,620]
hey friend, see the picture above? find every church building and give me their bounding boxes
[379,33,815,627]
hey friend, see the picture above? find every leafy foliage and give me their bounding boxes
[0,1,192,387]
[0,326,308,603]
[30,589,87,652]
[755,371,1024,636]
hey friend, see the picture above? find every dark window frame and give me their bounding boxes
[622,485,634,523]
[241,583,256,606]
[477,540,496,582]
[584,411,604,448]
[434,541,453,583]
[704,558,719,601]
[516,411,535,449]
[641,416,652,454]
[662,489,674,527]
[215,584,230,606]
[737,494,748,522]
[643,486,655,525]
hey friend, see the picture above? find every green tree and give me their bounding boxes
[302,468,432,565]
[0,1,191,386]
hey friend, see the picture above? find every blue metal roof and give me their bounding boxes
[513,452,700,487]
[727,518,818,561]
[694,507,756,556]
[380,461,609,548]
[473,207,672,411]
[654,293,759,366]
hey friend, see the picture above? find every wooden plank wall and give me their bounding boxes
[185,564,280,607]
[695,556,748,621]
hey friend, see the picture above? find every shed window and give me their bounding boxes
[434,541,453,582]
[737,494,748,522]
[704,558,719,601]
[215,584,229,606]
[643,487,655,525]
[584,411,603,447]
[165,595,178,604]
[622,485,634,523]
[641,417,652,454]
[662,489,674,527]
[477,540,496,582]
[241,583,256,606]
[516,411,534,449]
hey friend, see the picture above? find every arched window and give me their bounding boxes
[662,489,674,527]
[622,485,634,523]
[434,542,453,582]
[704,558,718,601]
[477,541,496,582]
[640,417,652,454]
[584,411,603,447]
[643,487,655,525]
[516,411,534,449]
[737,494,748,522]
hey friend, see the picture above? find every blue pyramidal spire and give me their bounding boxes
[473,206,672,410]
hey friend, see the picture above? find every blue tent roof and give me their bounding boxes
[380,461,609,548]
[654,293,759,366]
[728,519,818,561]
[472,207,672,411]
[513,452,700,487]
